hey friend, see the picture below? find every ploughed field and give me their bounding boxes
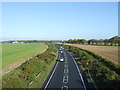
[65,43,119,65]
[2,43,47,73]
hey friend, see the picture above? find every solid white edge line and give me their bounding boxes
[88,69,98,90]
[44,60,59,90]
[44,48,61,89]
[67,51,87,90]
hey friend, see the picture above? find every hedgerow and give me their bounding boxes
[57,44,120,89]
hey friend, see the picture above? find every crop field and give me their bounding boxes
[2,43,47,73]
[65,43,119,65]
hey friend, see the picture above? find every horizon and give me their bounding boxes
[1,35,118,42]
[2,2,118,41]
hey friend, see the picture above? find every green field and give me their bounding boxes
[2,43,47,71]
[2,44,57,88]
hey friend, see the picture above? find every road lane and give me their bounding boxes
[64,49,86,89]
[42,46,86,89]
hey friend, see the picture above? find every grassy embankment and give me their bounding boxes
[57,44,120,89]
[2,43,47,73]
[2,44,58,88]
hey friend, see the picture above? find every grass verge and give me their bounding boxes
[2,44,57,88]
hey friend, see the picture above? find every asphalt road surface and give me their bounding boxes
[42,46,88,90]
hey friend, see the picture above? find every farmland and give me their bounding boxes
[2,43,47,74]
[64,43,119,65]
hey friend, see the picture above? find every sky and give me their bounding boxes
[2,2,118,40]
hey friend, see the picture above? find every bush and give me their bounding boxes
[27,75,36,82]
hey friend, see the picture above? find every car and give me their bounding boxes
[60,58,64,62]
[60,51,63,53]
[61,47,64,49]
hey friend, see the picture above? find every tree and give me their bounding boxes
[109,36,120,46]
[77,39,87,44]
[98,39,104,45]
[88,39,97,45]
[103,39,110,46]
[65,36,120,46]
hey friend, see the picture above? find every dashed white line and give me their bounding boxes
[63,74,68,83]
[66,69,68,73]
[64,69,66,73]
[63,51,67,61]
[64,64,66,68]
[62,86,68,90]
[67,51,87,90]
[64,64,68,68]
[64,68,68,74]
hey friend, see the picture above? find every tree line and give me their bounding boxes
[63,36,120,46]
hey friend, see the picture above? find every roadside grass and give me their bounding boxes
[28,59,56,88]
[57,44,120,89]
[2,44,57,88]
[2,43,47,71]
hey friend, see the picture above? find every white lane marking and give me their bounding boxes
[64,64,68,68]
[63,74,68,83]
[88,69,98,90]
[29,81,33,85]
[64,68,68,74]
[64,69,66,73]
[62,86,68,90]
[44,61,59,90]
[66,69,68,73]
[63,51,67,60]
[64,64,66,68]
[67,51,87,90]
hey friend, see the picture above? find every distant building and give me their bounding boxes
[12,41,18,43]
[12,41,24,43]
